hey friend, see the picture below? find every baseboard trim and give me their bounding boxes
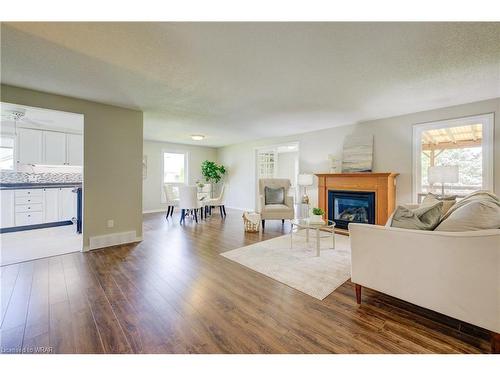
[84,231,142,251]
[225,206,254,212]
[143,208,166,214]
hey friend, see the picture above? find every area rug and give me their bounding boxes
[221,231,351,300]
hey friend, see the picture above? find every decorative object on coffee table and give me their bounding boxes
[341,134,374,172]
[290,218,336,257]
[298,173,314,204]
[310,207,325,224]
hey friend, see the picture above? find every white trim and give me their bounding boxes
[83,232,142,251]
[412,113,494,202]
[142,208,166,214]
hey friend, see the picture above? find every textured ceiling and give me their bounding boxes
[1,22,500,147]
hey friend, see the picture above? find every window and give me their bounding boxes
[163,152,186,184]
[413,114,493,201]
[257,150,276,178]
[0,136,15,170]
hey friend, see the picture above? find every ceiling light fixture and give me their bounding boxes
[191,134,205,141]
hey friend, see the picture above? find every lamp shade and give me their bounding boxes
[428,166,459,184]
[297,174,314,186]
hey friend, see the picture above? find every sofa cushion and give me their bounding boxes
[435,192,500,231]
[390,202,443,230]
[264,187,285,205]
[262,204,291,214]
[421,193,457,216]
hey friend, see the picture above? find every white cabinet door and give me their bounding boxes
[66,133,83,166]
[44,188,59,223]
[60,188,76,221]
[0,190,15,228]
[17,128,43,165]
[43,131,67,165]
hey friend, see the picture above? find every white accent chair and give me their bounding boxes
[258,178,295,230]
[206,183,226,217]
[163,184,179,219]
[179,186,204,224]
[349,215,500,352]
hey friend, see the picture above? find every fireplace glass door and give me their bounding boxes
[328,190,375,229]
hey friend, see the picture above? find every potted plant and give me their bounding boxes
[201,160,226,184]
[310,207,325,223]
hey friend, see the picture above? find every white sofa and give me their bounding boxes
[349,220,500,352]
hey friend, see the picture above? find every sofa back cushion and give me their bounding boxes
[390,202,443,230]
[264,186,285,205]
[435,191,500,231]
[421,193,456,217]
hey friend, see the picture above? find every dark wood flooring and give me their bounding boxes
[0,209,492,353]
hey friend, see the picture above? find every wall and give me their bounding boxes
[217,98,500,211]
[142,140,217,212]
[1,84,143,249]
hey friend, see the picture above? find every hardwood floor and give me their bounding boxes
[0,208,492,354]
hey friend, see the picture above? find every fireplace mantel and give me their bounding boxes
[315,172,399,228]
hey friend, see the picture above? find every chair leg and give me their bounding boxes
[170,206,174,217]
[219,206,223,217]
[222,205,227,216]
[180,209,185,224]
[166,206,171,219]
[200,207,204,220]
[261,220,265,230]
[194,209,198,223]
[281,219,284,225]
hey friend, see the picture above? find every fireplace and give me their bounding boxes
[328,190,375,229]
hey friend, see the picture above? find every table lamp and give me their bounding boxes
[428,165,459,197]
[298,173,314,204]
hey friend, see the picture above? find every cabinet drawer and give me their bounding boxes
[15,195,43,205]
[15,189,43,197]
[15,204,43,213]
[15,212,43,226]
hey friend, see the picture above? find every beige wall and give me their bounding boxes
[142,140,217,212]
[217,98,500,211]
[1,84,144,248]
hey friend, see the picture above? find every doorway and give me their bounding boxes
[0,102,84,266]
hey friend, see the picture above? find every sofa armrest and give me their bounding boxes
[259,195,265,213]
[285,195,294,208]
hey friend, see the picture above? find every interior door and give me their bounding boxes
[43,131,67,165]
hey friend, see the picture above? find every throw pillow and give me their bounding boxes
[264,186,285,205]
[422,193,457,216]
[435,194,500,232]
[390,201,443,230]
[440,190,500,222]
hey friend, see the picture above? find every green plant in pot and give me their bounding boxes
[201,160,226,183]
[310,207,325,223]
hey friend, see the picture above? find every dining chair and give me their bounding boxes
[179,185,204,224]
[163,184,179,218]
[206,183,226,218]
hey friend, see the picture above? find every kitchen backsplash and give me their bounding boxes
[0,171,82,184]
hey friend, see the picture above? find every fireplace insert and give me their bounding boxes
[328,190,375,229]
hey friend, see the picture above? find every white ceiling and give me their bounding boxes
[1,22,499,147]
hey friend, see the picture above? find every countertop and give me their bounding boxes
[0,182,82,190]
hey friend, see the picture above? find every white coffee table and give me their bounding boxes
[290,218,336,256]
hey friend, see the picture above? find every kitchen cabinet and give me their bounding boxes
[0,187,78,229]
[17,128,43,165]
[16,127,82,167]
[44,188,60,223]
[43,131,67,165]
[66,133,83,166]
[60,188,77,221]
[0,190,15,228]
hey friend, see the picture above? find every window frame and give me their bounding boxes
[412,113,494,202]
[161,150,189,203]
